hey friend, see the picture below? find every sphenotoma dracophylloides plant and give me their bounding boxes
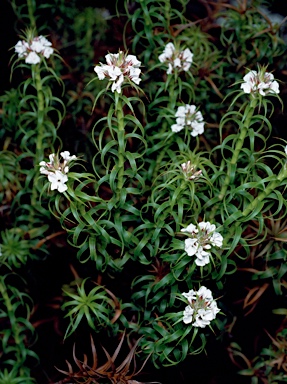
[1,0,287,382]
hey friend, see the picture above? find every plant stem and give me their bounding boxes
[34,65,45,164]
[226,165,287,227]
[209,97,258,221]
[0,282,24,365]
[151,77,177,180]
[115,94,126,201]
[218,98,258,201]
[31,64,45,211]
[241,168,287,219]
[164,0,171,29]
[27,0,37,31]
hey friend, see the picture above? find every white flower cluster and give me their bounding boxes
[181,161,202,180]
[39,151,76,193]
[15,35,54,65]
[159,42,193,75]
[94,51,141,93]
[171,104,205,137]
[241,70,279,96]
[182,286,220,328]
[181,221,223,266]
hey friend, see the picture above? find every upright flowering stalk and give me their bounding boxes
[171,104,205,136]
[159,42,193,75]
[94,51,143,201]
[14,32,56,164]
[181,221,223,266]
[14,30,59,214]
[157,42,194,110]
[216,66,280,205]
[39,151,77,193]
[94,51,141,93]
[182,286,220,328]
[150,44,195,180]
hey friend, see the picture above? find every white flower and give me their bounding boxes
[198,221,216,233]
[173,57,181,69]
[167,63,173,75]
[107,66,122,81]
[129,66,141,84]
[190,121,204,137]
[181,223,198,234]
[241,69,280,96]
[182,305,194,324]
[175,105,187,117]
[171,123,184,133]
[181,221,223,266]
[25,51,41,64]
[184,238,198,257]
[39,36,52,48]
[182,286,220,328]
[111,74,124,93]
[39,162,51,175]
[210,232,224,248]
[182,289,196,302]
[94,65,108,80]
[125,54,141,67]
[60,151,77,162]
[193,247,210,266]
[48,170,68,193]
[197,286,213,300]
[94,51,142,93]
[15,40,29,57]
[159,42,193,74]
[39,155,55,176]
[43,47,54,59]
[181,48,193,71]
[48,153,55,163]
[30,39,44,53]
[284,145,287,156]
[171,104,205,136]
[193,308,215,328]
[159,42,175,62]
[30,36,53,57]
[105,52,119,65]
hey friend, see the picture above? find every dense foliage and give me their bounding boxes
[0,0,287,383]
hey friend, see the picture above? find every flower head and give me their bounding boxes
[171,104,205,137]
[14,35,54,64]
[181,221,223,266]
[39,151,77,193]
[182,286,220,328]
[159,42,193,75]
[181,161,202,180]
[94,51,141,93]
[240,69,279,96]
